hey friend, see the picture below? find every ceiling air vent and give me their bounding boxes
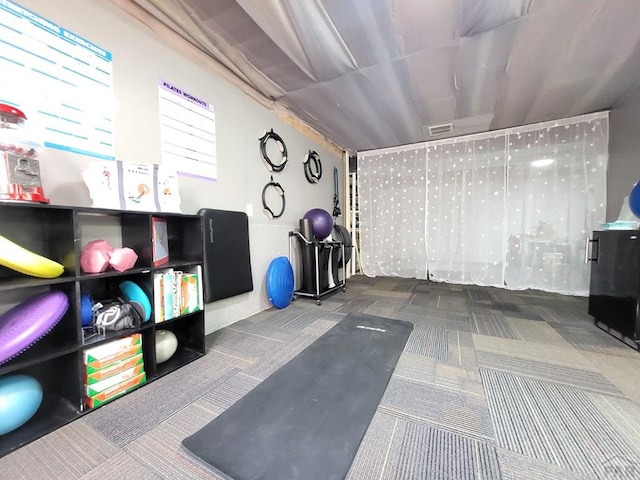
[427,123,453,137]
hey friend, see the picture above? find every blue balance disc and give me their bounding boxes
[266,257,294,309]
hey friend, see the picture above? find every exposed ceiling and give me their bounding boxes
[124,0,640,154]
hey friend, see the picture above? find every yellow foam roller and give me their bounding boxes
[0,234,64,278]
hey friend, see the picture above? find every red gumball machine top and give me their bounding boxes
[0,103,26,121]
[0,103,49,203]
[0,103,43,158]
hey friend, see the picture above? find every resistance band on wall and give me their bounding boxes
[262,176,286,219]
[333,166,341,218]
[259,129,288,172]
[303,150,322,183]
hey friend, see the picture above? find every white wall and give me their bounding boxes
[17,0,342,333]
[609,88,640,221]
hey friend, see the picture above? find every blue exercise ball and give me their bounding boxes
[630,180,640,218]
[303,208,334,239]
[81,294,93,327]
[0,374,43,435]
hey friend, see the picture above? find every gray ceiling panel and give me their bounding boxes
[420,97,457,131]
[321,0,400,67]
[125,0,640,152]
[393,0,459,54]
[403,47,458,103]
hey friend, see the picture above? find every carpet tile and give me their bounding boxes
[78,451,162,480]
[3,275,640,480]
[470,312,523,340]
[481,368,640,478]
[380,376,495,441]
[385,421,502,480]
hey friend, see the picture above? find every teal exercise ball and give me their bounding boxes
[0,374,43,435]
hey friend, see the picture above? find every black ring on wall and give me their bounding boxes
[259,129,288,172]
[262,176,286,219]
[303,150,322,183]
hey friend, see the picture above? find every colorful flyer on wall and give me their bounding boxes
[82,160,182,212]
[81,161,120,209]
[122,163,156,211]
[156,165,181,213]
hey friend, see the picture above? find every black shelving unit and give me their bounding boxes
[289,230,346,305]
[0,202,205,457]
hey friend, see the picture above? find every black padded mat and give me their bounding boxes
[199,208,253,303]
[182,312,413,480]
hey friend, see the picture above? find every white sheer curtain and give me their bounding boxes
[358,146,428,279]
[357,112,608,295]
[426,135,507,286]
[504,117,608,294]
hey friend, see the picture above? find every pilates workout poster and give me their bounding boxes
[158,79,217,181]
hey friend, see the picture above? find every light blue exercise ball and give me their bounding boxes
[0,374,43,435]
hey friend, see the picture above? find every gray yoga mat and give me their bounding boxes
[182,311,413,480]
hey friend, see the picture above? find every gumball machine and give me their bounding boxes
[0,103,49,203]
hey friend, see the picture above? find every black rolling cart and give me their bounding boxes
[289,231,346,305]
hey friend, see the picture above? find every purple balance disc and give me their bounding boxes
[0,291,69,365]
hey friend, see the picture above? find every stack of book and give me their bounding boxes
[153,266,203,323]
[83,333,146,408]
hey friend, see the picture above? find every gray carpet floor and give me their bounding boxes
[2,275,640,480]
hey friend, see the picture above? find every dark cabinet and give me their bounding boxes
[588,230,640,344]
[0,202,205,457]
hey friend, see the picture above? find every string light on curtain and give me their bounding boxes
[426,134,507,287]
[357,112,608,296]
[358,148,428,279]
[531,158,554,167]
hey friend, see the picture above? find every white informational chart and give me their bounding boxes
[158,80,217,181]
[0,0,115,160]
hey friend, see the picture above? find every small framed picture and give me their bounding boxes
[152,216,169,266]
